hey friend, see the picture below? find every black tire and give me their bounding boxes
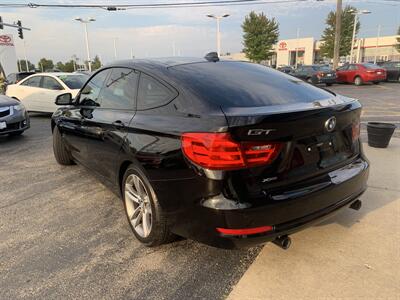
[354,76,363,86]
[306,77,313,84]
[326,83,333,87]
[122,164,174,247]
[53,126,74,165]
[9,130,24,136]
[373,81,380,85]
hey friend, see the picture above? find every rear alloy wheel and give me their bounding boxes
[123,166,173,246]
[354,76,363,86]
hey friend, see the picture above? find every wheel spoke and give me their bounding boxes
[130,206,141,221]
[142,210,151,237]
[125,186,140,204]
[133,211,143,227]
[133,176,144,198]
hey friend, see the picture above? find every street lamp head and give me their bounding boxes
[350,9,371,15]
[74,17,83,22]
[222,14,230,18]
[88,18,96,22]
[207,14,215,18]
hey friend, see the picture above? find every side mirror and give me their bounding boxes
[55,93,73,105]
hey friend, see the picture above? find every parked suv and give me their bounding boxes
[291,65,336,86]
[51,58,369,249]
[336,63,386,86]
[377,61,400,82]
[4,72,35,91]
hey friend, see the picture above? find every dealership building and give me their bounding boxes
[224,35,400,66]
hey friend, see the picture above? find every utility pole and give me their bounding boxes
[374,24,381,64]
[333,0,342,69]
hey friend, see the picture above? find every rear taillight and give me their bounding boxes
[352,120,360,142]
[316,71,324,78]
[181,132,282,170]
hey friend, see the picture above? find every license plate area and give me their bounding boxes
[0,121,6,130]
[299,132,354,169]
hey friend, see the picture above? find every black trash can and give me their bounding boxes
[367,122,396,148]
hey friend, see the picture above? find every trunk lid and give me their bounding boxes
[221,99,362,193]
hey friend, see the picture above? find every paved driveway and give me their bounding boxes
[0,115,259,299]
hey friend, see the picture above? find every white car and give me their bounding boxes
[6,73,89,113]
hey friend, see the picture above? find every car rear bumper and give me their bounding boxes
[165,157,369,249]
[365,74,386,82]
[318,77,336,84]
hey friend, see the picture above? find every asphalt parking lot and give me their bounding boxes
[327,82,400,138]
[0,82,399,299]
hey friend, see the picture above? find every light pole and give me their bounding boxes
[349,10,370,64]
[374,24,381,64]
[206,14,230,57]
[74,17,96,72]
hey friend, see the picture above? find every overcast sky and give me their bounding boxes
[1,0,399,65]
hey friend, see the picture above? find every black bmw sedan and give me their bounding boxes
[0,95,29,136]
[51,57,369,249]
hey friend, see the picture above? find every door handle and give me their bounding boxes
[112,120,125,129]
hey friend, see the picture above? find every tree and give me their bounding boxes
[242,11,279,63]
[55,61,65,71]
[38,58,54,72]
[18,60,35,72]
[91,55,102,71]
[320,5,360,58]
[396,26,400,53]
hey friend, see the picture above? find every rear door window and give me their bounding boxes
[137,73,177,110]
[98,68,138,110]
[42,76,64,90]
[21,76,42,87]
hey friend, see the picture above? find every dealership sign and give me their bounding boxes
[278,41,287,51]
[0,34,18,76]
[0,35,14,46]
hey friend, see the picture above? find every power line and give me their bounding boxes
[0,0,312,10]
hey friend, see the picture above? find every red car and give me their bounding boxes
[336,63,386,86]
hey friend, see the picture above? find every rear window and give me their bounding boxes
[57,74,89,89]
[170,62,333,108]
[362,63,380,69]
[313,65,331,71]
